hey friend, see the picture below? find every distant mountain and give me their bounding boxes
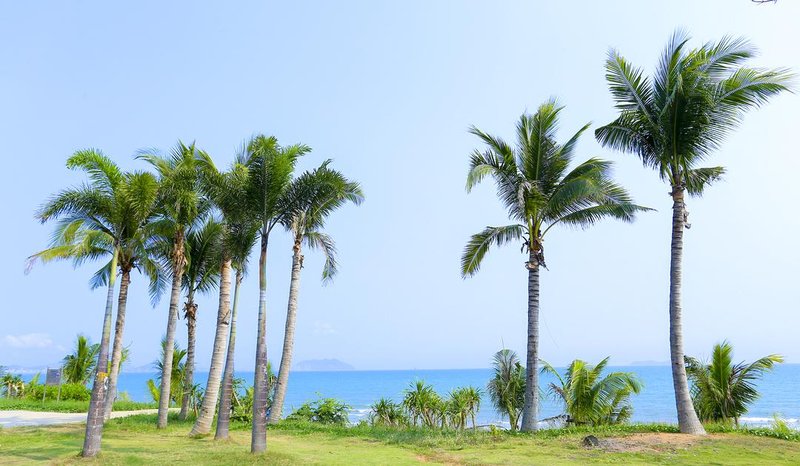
[629,360,669,366]
[293,359,354,372]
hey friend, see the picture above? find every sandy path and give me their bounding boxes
[0,409,160,428]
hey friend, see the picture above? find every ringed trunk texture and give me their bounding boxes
[104,268,131,420]
[268,237,304,424]
[215,268,243,440]
[157,231,186,429]
[669,188,706,435]
[190,258,233,435]
[81,250,118,457]
[179,289,197,421]
[251,234,269,453]
[519,250,540,432]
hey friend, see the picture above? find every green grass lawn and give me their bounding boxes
[0,398,157,413]
[2,414,800,465]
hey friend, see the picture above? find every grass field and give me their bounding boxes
[0,398,156,413]
[2,414,800,465]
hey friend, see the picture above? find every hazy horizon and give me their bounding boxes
[2,1,798,372]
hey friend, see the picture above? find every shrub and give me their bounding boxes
[25,382,91,401]
[288,397,350,425]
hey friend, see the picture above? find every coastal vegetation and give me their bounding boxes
[8,29,793,462]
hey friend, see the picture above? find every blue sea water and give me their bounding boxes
[114,364,800,428]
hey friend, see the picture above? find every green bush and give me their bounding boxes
[25,382,90,401]
[288,397,350,426]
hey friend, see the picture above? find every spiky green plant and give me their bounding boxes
[62,335,100,386]
[685,341,782,425]
[487,349,525,431]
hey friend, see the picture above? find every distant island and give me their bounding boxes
[293,359,354,372]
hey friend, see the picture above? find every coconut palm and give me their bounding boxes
[487,349,525,431]
[146,337,188,406]
[139,142,206,428]
[686,341,782,425]
[30,150,153,456]
[215,217,259,439]
[241,135,309,452]
[61,335,100,385]
[463,100,648,431]
[178,218,222,421]
[541,358,642,426]
[595,32,792,434]
[268,161,364,424]
[190,152,256,436]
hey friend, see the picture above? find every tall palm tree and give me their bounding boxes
[595,32,792,434]
[463,100,648,431]
[140,141,206,428]
[178,218,222,421]
[486,349,525,431]
[541,358,642,426]
[62,335,100,385]
[215,175,259,440]
[30,150,134,456]
[268,161,364,424]
[686,341,782,426]
[242,135,308,452]
[191,153,255,436]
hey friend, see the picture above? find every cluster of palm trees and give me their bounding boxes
[462,31,791,434]
[30,136,363,456]
[368,381,482,430]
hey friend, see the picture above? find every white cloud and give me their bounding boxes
[313,321,337,336]
[2,333,54,349]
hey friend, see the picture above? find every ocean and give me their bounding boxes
[113,364,800,429]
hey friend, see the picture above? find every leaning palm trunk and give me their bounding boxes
[191,257,233,435]
[179,290,197,421]
[103,268,131,420]
[81,250,118,457]
[669,188,706,435]
[157,232,186,428]
[520,249,540,432]
[215,268,243,440]
[268,237,303,424]
[251,234,269,453]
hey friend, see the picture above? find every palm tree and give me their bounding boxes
[242,135,309,452]
[369,398,408,427]
[463,100,648,431]
[215,185,260,439]
[595,32,792,434]
[402,380,441,428]
[146,337,188,406]
[178,218,222,421]
[486,349,525,431]
[686,341,782,426]
[541,358,642,426]
[30,150,141,456]
[447,387,481,430]
[2,373,24,398]
[268,161,364,424]
[191,152,257,436]
[139,141,206,428]
[62,335,100,385]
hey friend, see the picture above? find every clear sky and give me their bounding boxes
[1,1,798,372]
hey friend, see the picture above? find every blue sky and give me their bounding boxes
[1,1,798,371]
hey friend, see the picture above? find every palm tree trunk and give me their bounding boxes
[669,188,706,435]
[157,231,186,429]
[103,267,131,420]
[179,289,197,421]
[268,236,304,424]
[215,268,243,440]
[190,257,232,435]
[520,249,540,432]
[81,249,118,457]
[251,233,269,453]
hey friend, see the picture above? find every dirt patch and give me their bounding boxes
[586,433,711,453]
